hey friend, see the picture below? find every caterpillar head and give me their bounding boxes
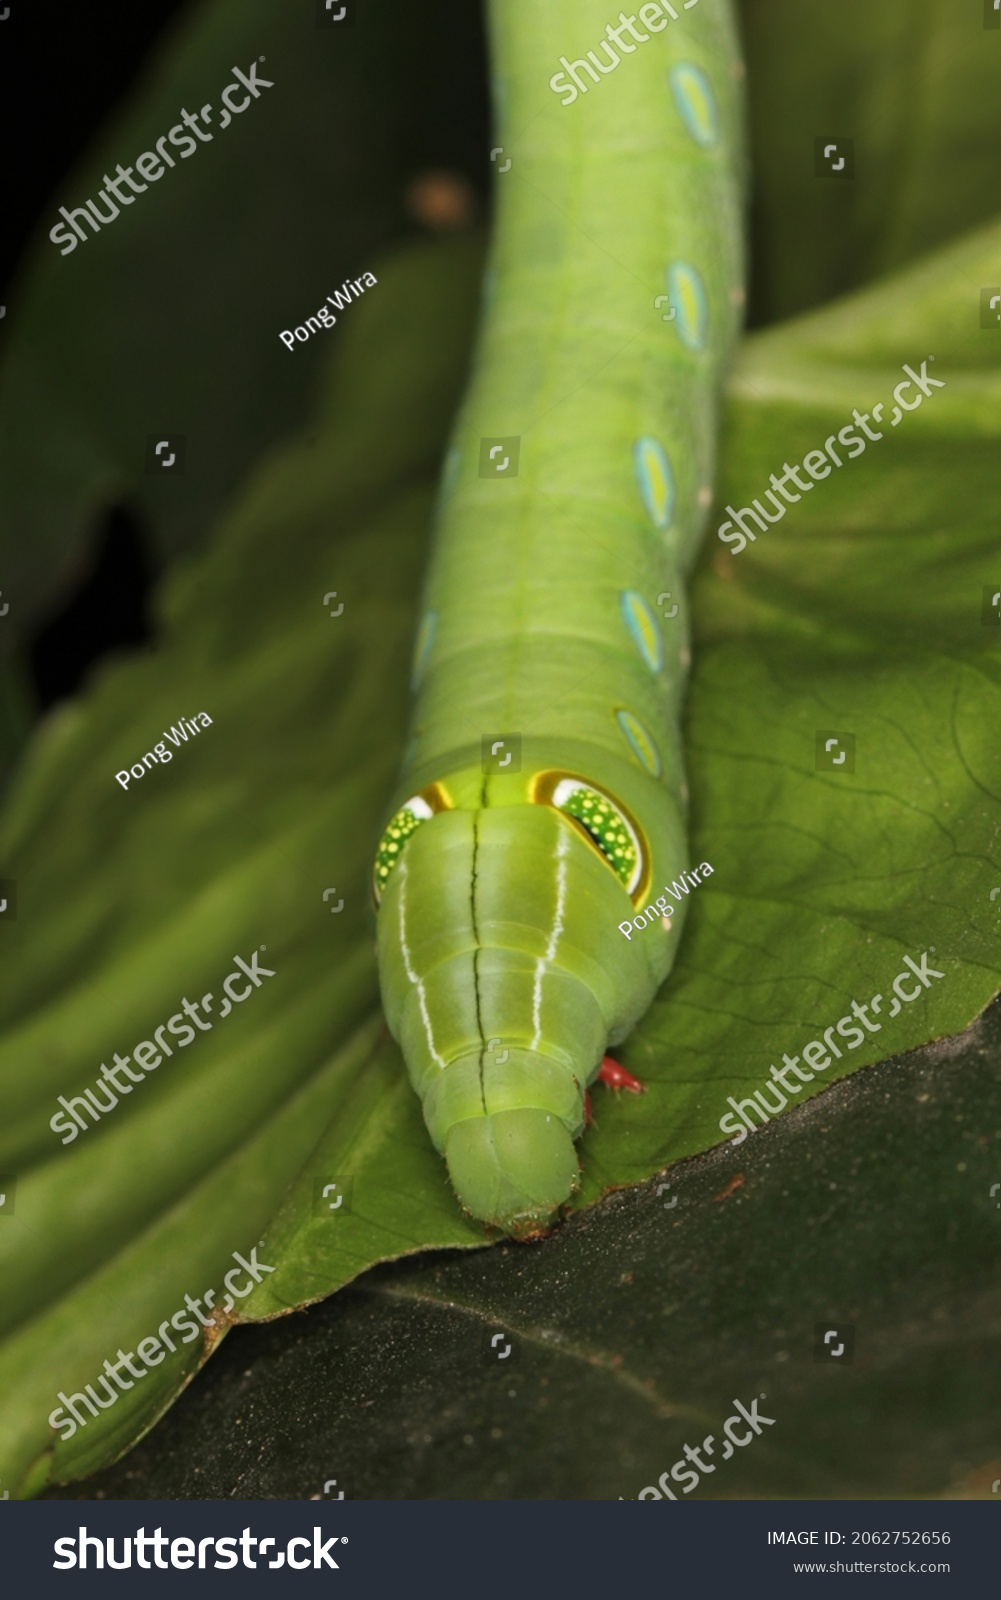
[372,759,679,1232]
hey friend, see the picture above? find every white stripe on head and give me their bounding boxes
[398,856,445,1069]
[530,822,570,1051]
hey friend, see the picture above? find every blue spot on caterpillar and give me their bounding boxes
[633,437,676,530]
[667,261,709,352]
[615,709,663,778]
[620,591,664,674]
[669,63,719,148]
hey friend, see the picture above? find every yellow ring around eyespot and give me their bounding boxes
[416,781,453,815]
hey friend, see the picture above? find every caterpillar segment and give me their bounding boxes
[373,0,745,1233]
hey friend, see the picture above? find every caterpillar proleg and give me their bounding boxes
[374,0,745,1234]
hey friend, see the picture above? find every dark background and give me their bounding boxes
[1,1,495,711]
[0,2,189,292]
[1,1,189,707]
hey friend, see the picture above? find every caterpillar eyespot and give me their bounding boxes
[373,0,745,1235]
[372,783,451,903]
[531,771,649,903]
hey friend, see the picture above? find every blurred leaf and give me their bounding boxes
[738,0,1001,322]
[47,997,1001,1500]
[0,232,488,1497]
[0,0,488,644]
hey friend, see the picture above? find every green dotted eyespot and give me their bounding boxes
[559,785,637,887]
[373,783,453,903]
[530,772,648,902]
[374,799,430,900]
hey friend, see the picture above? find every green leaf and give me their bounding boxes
[594,213,1001,1197]
[739,0,1001,322]
[44,999,1001,1500]
[0,232,488,1496]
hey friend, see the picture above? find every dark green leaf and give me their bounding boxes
[46,997,1001,1500]
[739,0,1001,323]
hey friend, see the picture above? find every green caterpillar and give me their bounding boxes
[374,0,745,1234]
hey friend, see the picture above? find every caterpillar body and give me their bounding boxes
[374,0,745,1234]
